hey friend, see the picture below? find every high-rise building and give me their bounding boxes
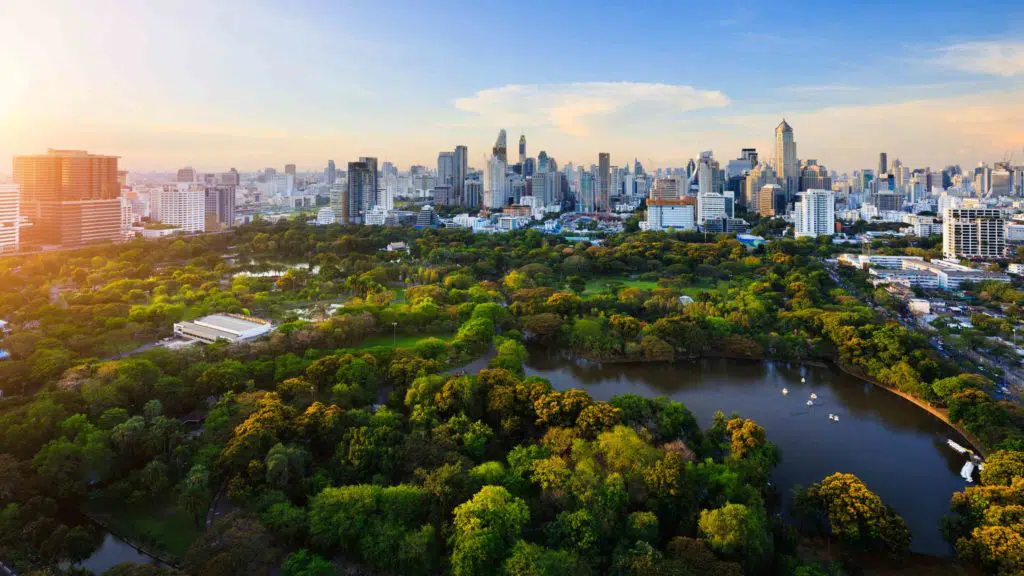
[989,169,1011,197]
[649,178,681,200]
[598,153,610,211]
[13,149,121,246]
[285,164,296,176]
[744,163,777,208]
[177,166,196,183]
[878,152,888,176]
[326,160,337,186]
[218,168,240,187]
[794,189,835,238]
[345,161,375,223]
[329,182,346,222]
[697,192,727,225]
[154,184,205,232]
[358,157,379,209]
[493,130,508,164]
[741,148,758,165]
[453,146,468,204]
[799,160,832,192]
[757,184,786,216]
[485,156,508,209]
[773,120,798,200]
[944,208,1005,259]
[463,179,482,208]
[518,134,526,165]
[0,184,20,253]
[204,186,235,231]
[437,152,454,188]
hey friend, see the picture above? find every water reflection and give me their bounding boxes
[78,533,156,575]
[525,351,969,556]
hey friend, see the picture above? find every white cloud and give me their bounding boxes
[454,82,729,137]
[935,41,1024,77]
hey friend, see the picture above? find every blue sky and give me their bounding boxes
[1,0,1023,173]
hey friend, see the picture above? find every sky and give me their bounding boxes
[1,0,1024,174]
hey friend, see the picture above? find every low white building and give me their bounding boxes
[315,207,336,225]
[1008,263,1024,275]
[173,313,273,344]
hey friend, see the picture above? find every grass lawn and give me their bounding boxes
[582,277,659,295]
[582,275,741,298]
[85,495,201,560]
[352,332,454,350]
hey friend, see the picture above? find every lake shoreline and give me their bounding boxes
[549,347,988,458]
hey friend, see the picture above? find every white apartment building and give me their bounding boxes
[153,184,205,233]
[364,206,388,226]
[794,189,835,238]
[0,184,20,254]
[943,207,1005,259]
[646,200,695,231]
[484,156,508,209]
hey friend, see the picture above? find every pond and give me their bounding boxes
[78,533,158,575]
[524,352,972,556]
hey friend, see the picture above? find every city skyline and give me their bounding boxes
[1,1,1023,173]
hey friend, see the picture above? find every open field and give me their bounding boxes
[351,332,453,350]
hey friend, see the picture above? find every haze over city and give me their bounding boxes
[2,0,1023,173]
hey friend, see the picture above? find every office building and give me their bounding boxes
[13,149,121,246]
[878,152,888,176]
[697,192,727,225]
[989,169,1011,197]
[649,178,681,200]
[741,148,758,165]
[943,207,1005,259]
[646,198,696,231]
[744,163,777,208]
[485,156,508,209]
[153,184,205,232]
[204,186,235,230]
[453,145,468,203]
[773,120,798,199]
[326,160,336,186]
[464,178,482,208]
[757,183,786,216]
[518,134,526,165]
[873,191,901,211]
[799,160,831,192]
[415,205,439,228]
[437,152,454,188]
[218,168,240,187]
[493,130,508,164]
[794,189,835,238]
[704,217,749,234]
[0,184,20,253]
[176,166,196,183]
[284,164,296,176]
[329,183,345,222]
[598,153,610,211]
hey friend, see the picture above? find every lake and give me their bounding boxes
[524,352,971,556]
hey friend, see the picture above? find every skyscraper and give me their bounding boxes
[773,120,798,200]
[741,148,758,165]
[345,161,375,223]
[358,157,379,210]
[204,186,235,231]
[485,155,508,209]
[799,160,831,192]
[518,134,526,166]
[744,163,777,208]
[0,184,20,254]
[493,130,508,164]
[285,164,296,176]
[453,146,468,204]
[14,149,121,246]
[177,167,196,183]
[326,160,336,186]
[878,153,888,176]
[598,153,610,211]
[437,152,454,188]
